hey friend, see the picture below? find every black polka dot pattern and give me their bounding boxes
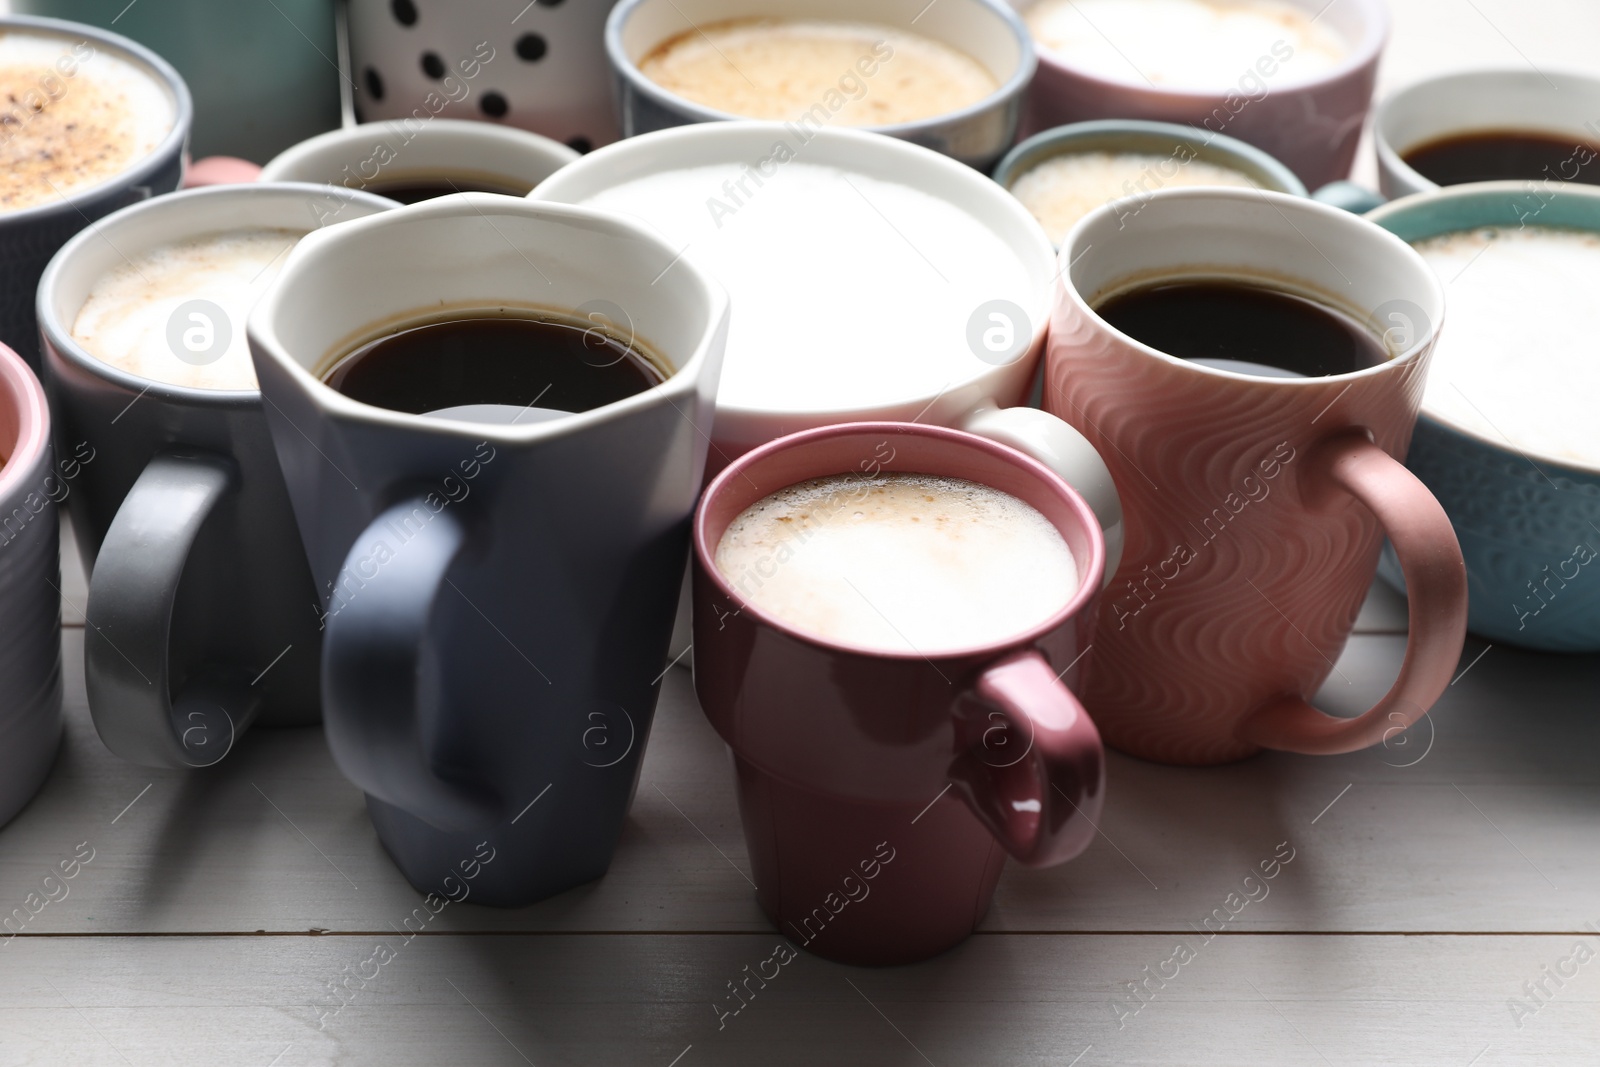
[420,51,444,78]
[515,33,548,62]
[391,0,418,26]
[364,66,385,100]
[480,92,509,118]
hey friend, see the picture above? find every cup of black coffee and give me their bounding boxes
[248,193,729,906]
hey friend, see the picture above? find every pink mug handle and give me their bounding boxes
[184,156,264,188]
[1240,432,1468,755]
[949,650,1104,868]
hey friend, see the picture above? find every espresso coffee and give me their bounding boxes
[1025,0,1345,89]
[364,176,532,204]
[73,228,302,390]
[322,312,666,422]
[1412,225,1600,464]
[1402,130,1600,188]
[1010,151,1261,244]
[715,472,1078,653]
[0,32,175,213]
[638,19,997,125]
[1096,278,1390,377]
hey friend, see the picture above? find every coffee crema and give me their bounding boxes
[715,472,1078,654]
[637,19,997,126]
[72,228,302,391]
[1025,0,1345,89]
[0,32,174,213]
[1412,225,1600,464]
[1010,151,1261,245]
[580,161,1036,414]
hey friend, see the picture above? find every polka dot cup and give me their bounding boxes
[347,0,618,154]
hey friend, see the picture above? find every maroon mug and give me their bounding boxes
[692,422,1106,966]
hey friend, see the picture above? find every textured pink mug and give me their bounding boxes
[1046,188,1467,765]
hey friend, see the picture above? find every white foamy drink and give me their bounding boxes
[1411,225,1600,466]
[1025,0,1346,90]
[580,161,1037,414]
[0,32,174,213]
[1011,150,1262,244]
[716,472,1079,653]
[72,229,304,391]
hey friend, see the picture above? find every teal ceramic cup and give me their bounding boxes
[12,0,342,162]
[993,120,1308,245]
[1367,182,1600,651]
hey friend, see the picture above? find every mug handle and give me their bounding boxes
[959,403,1124,581]
[948,650,1105,867]
[1239,432,1468,755]
[86,453,262,768]
[321,495,502,832]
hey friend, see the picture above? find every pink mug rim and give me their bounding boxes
[1030,0,1388,99]
[0,343,49,504]
[693,421,1107,662]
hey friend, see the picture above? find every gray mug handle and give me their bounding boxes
[86,453,262,768]
[1310,181,1388,214]
[322,495,502,832]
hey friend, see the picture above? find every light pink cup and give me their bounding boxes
[1022,0,1388,189]
[1046,188,1466,766]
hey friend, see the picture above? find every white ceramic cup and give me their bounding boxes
[261,117,578,199]
[1376,68,1600,200]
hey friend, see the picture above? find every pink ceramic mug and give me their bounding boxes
[1022,0,1387,189]
[1046,188,1466,766]
[693,422,1105,965]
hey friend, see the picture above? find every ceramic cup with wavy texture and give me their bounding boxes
[1366,182,1600,651]
[1048,188,1467,766]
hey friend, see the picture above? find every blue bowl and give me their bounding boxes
[1368,182,1600,652]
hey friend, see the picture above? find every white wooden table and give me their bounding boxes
[6,1,1600,1062]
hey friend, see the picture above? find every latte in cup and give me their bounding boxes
[1025,0,1345,89]
[72,229,303,391]
[638,20,997,125]
[716,472,1078,653]
[1010,151,1261,244]
[0,32,174,213]
[1411,226,1600,465]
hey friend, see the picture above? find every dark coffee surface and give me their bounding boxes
[1403,130,1600,187]
[366,179,528,203]
[323,315,664,416]
[1096,279,1388,378]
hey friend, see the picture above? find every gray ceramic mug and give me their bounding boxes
[0,343,62,829]
[248,194,729,906]
[37,183,396,769]
[0,15,190,367]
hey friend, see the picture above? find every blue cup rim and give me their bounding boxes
[1367,180,1600,479]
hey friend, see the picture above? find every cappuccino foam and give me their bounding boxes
[72,229,304,391]
[638,19,997,126]
[0,33,174,213]
[1025,0,1346,90]
[1010,150,1262,244]
[1412,226,1600,465]
[716,472,1078,653]
[580,161,1037,413]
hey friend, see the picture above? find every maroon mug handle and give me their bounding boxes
[948,649,1104,868]
[1239,432,1468,755]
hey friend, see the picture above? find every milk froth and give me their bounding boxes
[715,472,1078,653]
[72,229,304,391]
[1412,225,1600,465]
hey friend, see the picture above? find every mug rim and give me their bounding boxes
[248,193,731,444]
[0,342,49,506]
[604,0,1037,138]
[1374,66,1600,197]
[1366,179,1600,478]
[259,117,580,191]
[530,121,1057,422]
[0,14,193,225]
[37,182,399,409]
[1058,186,1446,387]
[1027,0,1388,98]
[693,420,1106,662]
